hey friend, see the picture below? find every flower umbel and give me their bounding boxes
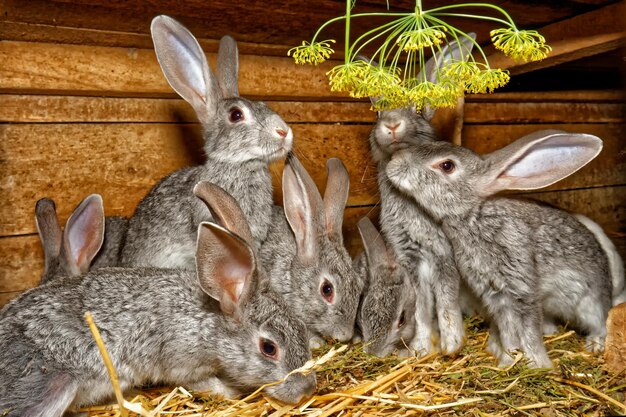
[326,60,369,95]
[464,68,510,94]
[491,28,551,62]
[396,26,447,51]
[288,40,336,65]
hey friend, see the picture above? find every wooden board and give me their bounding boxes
[0,41,342,99]
[2,122,624,237]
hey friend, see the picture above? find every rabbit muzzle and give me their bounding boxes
[265,371,316,404]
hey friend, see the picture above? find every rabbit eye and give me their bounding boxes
[438,160,455,173]
[397,311,406,328]
[259,338,278,359]
[229,107,244,123]
[320,279,334,303]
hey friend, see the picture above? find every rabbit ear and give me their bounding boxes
[63,194,105,274]
[420,33,476,120]
[196,222,255,317]
[357,217,392,270]
[150,15,221,124]
[480,130,603,195]
[193,181,254,245]
[282,153,323,263]
[216,35,239,98]
[324,158,350,242]
[35,198,63,272]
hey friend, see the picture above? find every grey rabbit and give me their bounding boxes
[355,217,417,357]
[259,154,363,347]
[385,129,620,368]
[363,34,476,356]
[35,195,127,284]
[120,15,293,268]
[0,181,315,416]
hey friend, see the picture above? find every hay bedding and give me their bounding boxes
[81,318,625,417]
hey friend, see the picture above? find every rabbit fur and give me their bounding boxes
[385,129,615,368]
[1,182,314,416]
[259,154,363,347]
[354,217,417,357]
[363,35,477,356]
[120,15,292,268]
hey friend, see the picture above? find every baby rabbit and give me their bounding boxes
[364,35,476,356]
[386,129,617,368]
[259,154,363,347]
[0,182,314,416]
[36,195,127,284]
[355,217,417,357]
[121,15,292,268]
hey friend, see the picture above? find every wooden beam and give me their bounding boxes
[484,2,626,74]
[488,32,625,75]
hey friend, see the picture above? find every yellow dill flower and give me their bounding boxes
[464,68,510,94]
[440,60,480,81]
[288,40,336,65]
[396,26,447,51]
[428,78,464,107]
[490,28,551,62]
[326,61,369,94]
[362,65,402,97]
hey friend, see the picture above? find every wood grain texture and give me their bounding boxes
[2,122,623,237]
[0,41,342,99]
[2,94,622,124]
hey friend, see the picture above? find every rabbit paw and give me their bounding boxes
[584,335,605,353]
[439,327,464,356]
[409,336,435,358]
[309,336,325,349]
[542,320,559,335]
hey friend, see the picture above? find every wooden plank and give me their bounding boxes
[0,95,375,124]
[0,21,292,56]
[515,185,626,235]
[0,123,379,236]
[466,90,624,102]
[0,40,342,100]
[488,32,625,75]
[484,2,626,74]
[0,235,43,293]
[2,93,622,125]
[463,102,624,124]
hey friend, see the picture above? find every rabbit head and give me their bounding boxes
[367,34,476,163]
[356,217,416,357]
[385,130,603,222]
[279,154,363,343]
[151,15,293,165]
[193,181,315,404]
[35,195,105,284]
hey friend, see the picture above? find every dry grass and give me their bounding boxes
[82,318,626,417]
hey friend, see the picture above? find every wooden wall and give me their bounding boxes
[1,5,624,307]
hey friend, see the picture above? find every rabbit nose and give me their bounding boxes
[385,122,402,132]
[276,128,288,138]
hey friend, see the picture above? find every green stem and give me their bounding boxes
[426,3,516,26]
[430,12,511,27]
[348,18,407,63]
[344,0,351,62]
[310,12,414,43]
[424,14,489,65]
